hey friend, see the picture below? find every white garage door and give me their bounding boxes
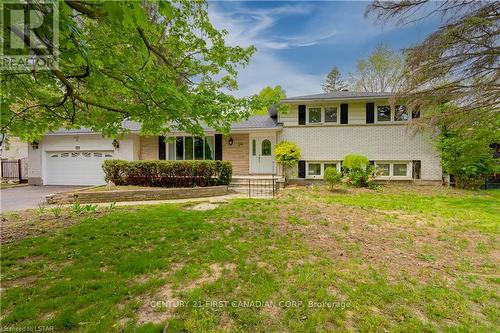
[46,151,113,185]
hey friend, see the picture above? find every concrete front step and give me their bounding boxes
[229,186,275,195]
[230,178,284,185]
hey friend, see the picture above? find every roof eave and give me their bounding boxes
[281,95,393,103]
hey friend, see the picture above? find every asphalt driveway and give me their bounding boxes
[1,186,85,212]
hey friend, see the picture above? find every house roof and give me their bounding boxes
[45,115,280,136]
[229,115,279,130]
[281,91,393,102]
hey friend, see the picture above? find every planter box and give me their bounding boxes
[46,186,228,204]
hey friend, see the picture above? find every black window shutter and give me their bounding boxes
[369,160,374,166]
[366,103,375,124]
[214,134,223,160]
[412,107,420,119]
[159,136,166,160]
[298,160,306,178]
[412,160,421,179]
[298,105,306,125]
[340,104,348,124]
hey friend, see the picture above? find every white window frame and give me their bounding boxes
[306,106,340,125]
[323,106,340,124]
[394,105,409,122]
[375,104,392,123]
[374,104,409,123]
[307,107,322,124]
[305,161,341,179]
[374,161,411,179]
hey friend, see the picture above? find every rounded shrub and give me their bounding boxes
[342,154,376,188]
[324,167,341,190]
[274,141,301,180]
[342,154,369,171]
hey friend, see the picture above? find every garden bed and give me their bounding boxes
[46,185,228,204]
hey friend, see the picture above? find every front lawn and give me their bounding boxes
[1,185,498,332]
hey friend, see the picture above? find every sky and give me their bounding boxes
[207,1,441,97]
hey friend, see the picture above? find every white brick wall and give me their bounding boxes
[281,125,442,181]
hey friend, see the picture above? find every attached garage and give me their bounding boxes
[45,151,113,185]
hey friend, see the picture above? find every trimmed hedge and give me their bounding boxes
[102,160,232,187]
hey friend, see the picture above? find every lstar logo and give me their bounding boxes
[1,0,59,70]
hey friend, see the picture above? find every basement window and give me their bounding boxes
[308,163,321,176]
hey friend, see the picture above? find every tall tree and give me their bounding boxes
[254,86,287,115]
[0,1,257,140]
[349,44,403,92]
[366,1,500,129]
[322,66,347,92]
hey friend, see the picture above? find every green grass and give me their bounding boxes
[1,186,499,332]
[320,188,500,233]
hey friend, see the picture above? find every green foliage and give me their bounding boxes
[1,1,258,140]
[71,200,98,215]
[343,165,377,189]
[102,159,232,187]
[324,167,341,190]
[437,126,499,189]
[1,187,498,331]
[50,205,63,218]
[349,44,403,92]
[37,201,47,214]
[274,141,301,168]
[342,154,370,171]
[342,154,376,188]
[254,86,288,115]
[274,141,301,181]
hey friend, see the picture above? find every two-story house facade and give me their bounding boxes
[278,92,442,182]
[27,91,442,185]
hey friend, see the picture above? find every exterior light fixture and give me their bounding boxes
[31,141,39,150]
[228,137,234,146]
[112,139,120,149]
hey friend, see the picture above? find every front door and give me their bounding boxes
[250,135,276,174]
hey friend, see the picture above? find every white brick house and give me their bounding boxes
[27,92,442,185]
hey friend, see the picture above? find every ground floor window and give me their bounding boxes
[393,163,408,176]
[377,163,390,176]
[308,163,321,176]
[375,161,410,178]
[306,161,341,179]
[167,136,214,161]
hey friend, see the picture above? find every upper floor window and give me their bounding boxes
[376,104,409,123]
[377,105,391,122]
[306,106,338,124]
[308,107,322,123]
[324,107,338,123]
[394,105,409,121]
